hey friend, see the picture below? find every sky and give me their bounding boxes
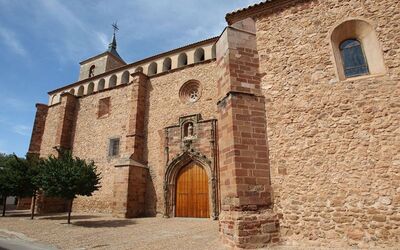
[0,0,260,157]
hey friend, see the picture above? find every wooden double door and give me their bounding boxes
[175,163,209,218]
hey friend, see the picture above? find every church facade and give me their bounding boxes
[27,0,399,248]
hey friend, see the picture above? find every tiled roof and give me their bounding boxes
[225,0,295,25]
[226,0,272,18]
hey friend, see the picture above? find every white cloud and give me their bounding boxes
[96,32,109,49]
[35,0,108,62]
[0,25,27,56]
[38,0,86,31]
[0,116,31,137]
[13,125,31,136]
[2,96,29,111]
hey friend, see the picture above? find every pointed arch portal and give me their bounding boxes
[164,151,218,219]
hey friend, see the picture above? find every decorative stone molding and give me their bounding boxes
[163,114,219,219]
[179,80,202,104]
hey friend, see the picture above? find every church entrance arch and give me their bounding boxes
[175,162,209,218]
[164,151,218,219]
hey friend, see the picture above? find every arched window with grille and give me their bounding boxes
[340,39,369,78]
[330,18,385,81]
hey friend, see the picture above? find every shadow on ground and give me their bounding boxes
[39,214,100,220]
[71,219,136,228]
[2,209,32,218]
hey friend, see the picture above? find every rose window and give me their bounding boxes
[179,80,201,103]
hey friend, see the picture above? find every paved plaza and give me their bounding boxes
[0,210,223,250]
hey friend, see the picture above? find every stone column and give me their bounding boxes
[112,72,149,217]
[216,23,279,248]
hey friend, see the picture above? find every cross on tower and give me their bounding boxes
[112,21,119,35]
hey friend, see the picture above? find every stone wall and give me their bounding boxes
[40,104,61,157]
[38,62,219,216]
[146,62,219,216]
[253,0,400,247]
[71,84,136,213]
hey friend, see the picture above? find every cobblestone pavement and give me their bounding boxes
[0,210,225,250]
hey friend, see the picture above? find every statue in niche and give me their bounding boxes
[188,123,193,136]
[183,122,195,140]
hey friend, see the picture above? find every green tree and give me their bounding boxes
[0,153,33,217]
[38,149,101,224]
[0,153,14,216]
[18,153,41,219]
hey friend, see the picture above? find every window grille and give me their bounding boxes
[340,39,369,78]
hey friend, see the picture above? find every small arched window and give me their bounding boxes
[109,75,117,88]
[162,57,172,72]
[178,53,188,67]
[121,71,130,84]
[89,65,95,78]
[148,62,157,76]
[87,82,94,95]
[98,79,105,91]
[77,86,84,97]
[69,89,75,95]
[194,48,205,63]
[340,39,369,78]
[330,19,385,81]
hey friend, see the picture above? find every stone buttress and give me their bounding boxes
[216,20,280,248]
[112,72,149,218]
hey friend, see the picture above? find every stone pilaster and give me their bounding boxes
[28,103,48,155]
[216,22,279,248]
[126,72,148,162]
[55,92,78,151]
[113,160,148,218]
[112,72,149,217]
[36,93,78,214]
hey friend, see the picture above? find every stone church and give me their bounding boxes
[26,0,399,248]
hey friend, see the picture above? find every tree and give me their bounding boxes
[0,153,33,217]
[20,153,41,219]
[38,149,101,224]
[0,153,14,216]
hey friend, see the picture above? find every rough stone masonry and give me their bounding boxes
[25,0,399,248]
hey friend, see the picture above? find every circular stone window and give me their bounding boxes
[179,80,201,103]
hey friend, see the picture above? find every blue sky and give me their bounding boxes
[0,0,260,156]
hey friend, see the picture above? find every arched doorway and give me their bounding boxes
[175,163,209,218]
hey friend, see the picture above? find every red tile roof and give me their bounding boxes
[225,0,296,25]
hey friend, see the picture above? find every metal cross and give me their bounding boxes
[112,21,119,34]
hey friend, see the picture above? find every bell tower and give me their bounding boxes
[78,22,126,81]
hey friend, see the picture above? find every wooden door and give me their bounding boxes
[176,163,209,218]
